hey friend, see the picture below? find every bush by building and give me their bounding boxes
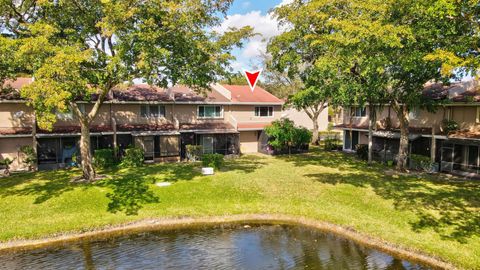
[120,147,144,167]
[202,153,224,169]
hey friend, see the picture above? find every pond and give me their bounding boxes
[0,224,431,270]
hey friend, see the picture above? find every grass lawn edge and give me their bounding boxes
[0,214,458,270]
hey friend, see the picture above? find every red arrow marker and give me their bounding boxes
[244,69,262,92]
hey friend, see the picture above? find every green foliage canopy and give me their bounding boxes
[1,0,253,130]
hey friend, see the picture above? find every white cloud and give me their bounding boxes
[276,0,294,7]
[216,10,285,68]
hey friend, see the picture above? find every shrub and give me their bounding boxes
[410,154,433,172]
[355,144,368,160]
[186,145,203,161]
[120,147,144,167]
[292,127,312,148]
[324,134,341,151]
[20,145,36,171]
[202,153,224,169]
[93,149,115,169]
[442,119,459,134]
[265,118,311,153]
[0,158,15,176]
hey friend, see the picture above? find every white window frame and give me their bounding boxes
[409,107,420,120]
[56,109,73,120]
[476,107,480,124]
[140,105,166,118]
[197,105,223,119]
[351,106,367,118]
[254,106,274,118]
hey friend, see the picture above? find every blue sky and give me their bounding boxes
[227,0,280,15]
[217,0,291,72]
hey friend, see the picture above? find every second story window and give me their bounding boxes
[409,108,420,120]
[198,105,223,119]
[141,105,166,118]
[351,106,366,117]
[56,109,73,120]
[255,106,273,117]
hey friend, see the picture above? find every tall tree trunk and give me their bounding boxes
[312,117,319,145]
[304,104,324,145]
[367,105,376,165]
[396,105,409,171]
[80,121,95,181]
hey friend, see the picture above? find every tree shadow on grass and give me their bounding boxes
[275,148,369,172]
[304,169,480,243]
[104,172,159,216]
[100,162,205,215]
[221,155,268,174]
[0,169,77,204]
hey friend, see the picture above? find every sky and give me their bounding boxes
[216,0,293,73]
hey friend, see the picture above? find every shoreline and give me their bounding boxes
[0,214,457,270]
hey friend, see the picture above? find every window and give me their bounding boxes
[351,106,366,117]
[476,107,480,123]
[409,108,420,120]
[198,105,223,118]
[13,111,25,119]
[140,105,166,118]
[56,110,73,120]
[78,104,86,114]
[255,106,273,117]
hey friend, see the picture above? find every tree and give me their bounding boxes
[265,118,311,155]
[271,0,475,171]
[304,0,408,164]
[1,0,252,181]
[268,2,349,145]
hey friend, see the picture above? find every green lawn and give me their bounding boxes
[0,148,479,269]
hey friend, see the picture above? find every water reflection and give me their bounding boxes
[0,225,431,270]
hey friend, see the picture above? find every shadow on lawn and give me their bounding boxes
[0,170,76,204]
[284,149,480,243]
[221,155,267,173]
[100,163,203,215]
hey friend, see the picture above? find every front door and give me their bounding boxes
[144,137,154,161]
[441,143,454,172]
[344,130,359,150]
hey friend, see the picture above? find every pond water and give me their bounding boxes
[0,224,431,270]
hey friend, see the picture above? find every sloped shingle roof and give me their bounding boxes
[221,84,283,103]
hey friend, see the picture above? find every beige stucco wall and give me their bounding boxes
[358,131,369,144]
[451,106,478,130]
[174,104,232,125]
[229,105,282,123]
[341,106,456,133]
[0,137,32,171]
[281,107,329,131]
[239,131,258,153]
[54,103,176,127]
[112,104,174,125]
[0,103,34,128]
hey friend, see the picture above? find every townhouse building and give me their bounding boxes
[335,79,480,177]
[0,78,286,171]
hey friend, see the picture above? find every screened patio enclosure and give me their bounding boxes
[440,140,480,175]
[196,133,239,155]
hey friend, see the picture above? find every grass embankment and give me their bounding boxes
[0,148,479,269]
